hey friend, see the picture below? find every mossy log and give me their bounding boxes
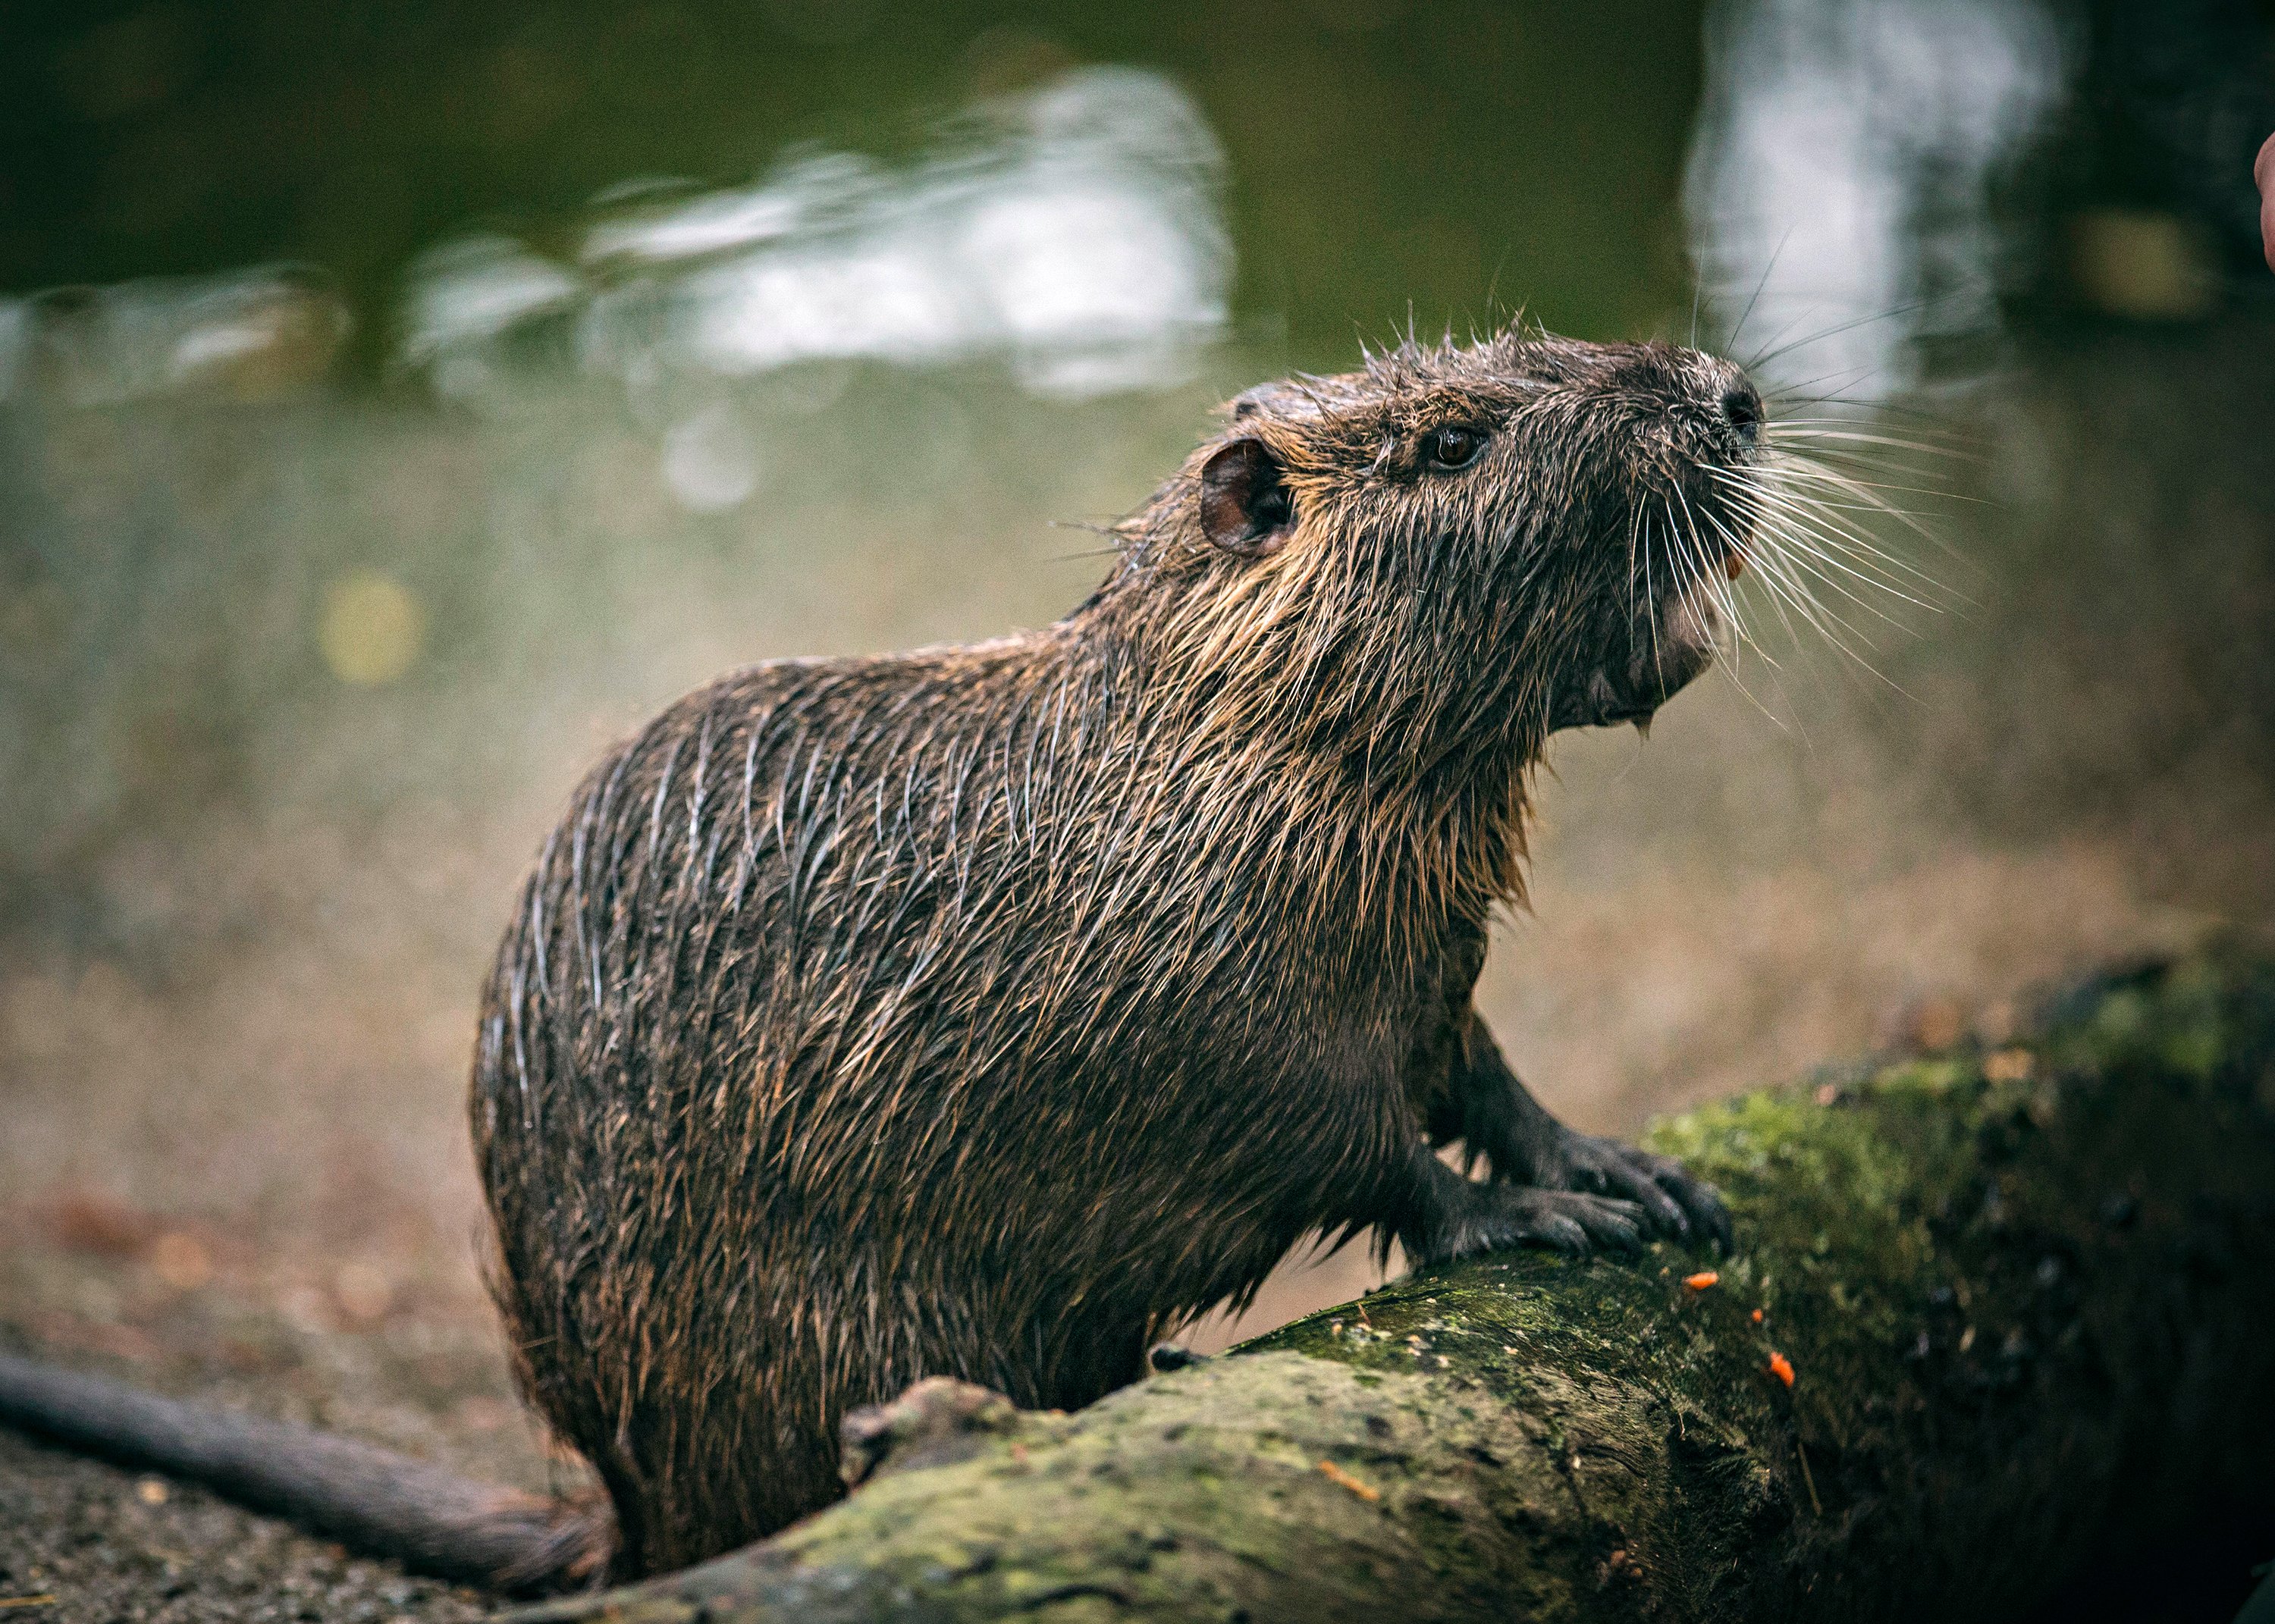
[521,952,2275,1624]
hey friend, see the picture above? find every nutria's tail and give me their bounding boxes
[0,1352,611,1594]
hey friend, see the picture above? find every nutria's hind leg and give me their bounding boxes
[838,1377,1022,1490]
[1454,1014,1733,1251]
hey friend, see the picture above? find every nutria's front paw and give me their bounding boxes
[1422,1185,1652,1265]
[1539,1129,1732,1251]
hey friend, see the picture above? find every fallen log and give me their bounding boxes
[522,951,2275,1624]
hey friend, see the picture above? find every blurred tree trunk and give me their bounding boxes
[519,952,2275,1624]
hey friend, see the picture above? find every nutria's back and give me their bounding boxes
[473,329,1762,1575]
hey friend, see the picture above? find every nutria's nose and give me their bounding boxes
[1720,382,1764,443]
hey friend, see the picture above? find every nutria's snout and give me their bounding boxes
[1721,381,1765,448]
[1551,351,1768,734]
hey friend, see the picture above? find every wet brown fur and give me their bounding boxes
[472,328,1760,1577]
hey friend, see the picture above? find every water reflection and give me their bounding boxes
[0,268,349,406]
[0,66,1228,416]
[413,67,1230,403]
[1685,0,2067,394]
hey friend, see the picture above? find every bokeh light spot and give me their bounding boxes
[661,406,761,512]
[2068,209,2214,321]
[318,570,425,686]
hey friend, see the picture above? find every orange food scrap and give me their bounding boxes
[1683,1271,1720,1291]
[1316,1459,1380,1502]
[1768,1351,1796,1387]
[1751,1308,1765,1324]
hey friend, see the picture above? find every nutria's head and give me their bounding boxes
[1103,329,1765,773]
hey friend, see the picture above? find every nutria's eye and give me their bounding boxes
[1423,425,1486,470]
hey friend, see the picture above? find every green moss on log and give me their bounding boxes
[519,952,2275,1624]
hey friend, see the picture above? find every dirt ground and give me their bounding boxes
[0,1315,527,1622]
[0,1179,574,1622]
[0,1434,488,1624]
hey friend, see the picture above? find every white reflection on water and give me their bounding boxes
[0,269,349,406]
[414,66,1232,402]
[1685,0,2067,397]
[400,237,582,371]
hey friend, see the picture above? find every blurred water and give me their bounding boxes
[1,0,2271,1370]
[0,268,349,407]
[419,67,1232,401]
[1687,0,2069,394]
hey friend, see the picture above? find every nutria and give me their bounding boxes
[2,327,1753,1591]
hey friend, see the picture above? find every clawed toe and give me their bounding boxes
[1630,1148,1734,1252]
[1553,1132,1732,1252]
[1427,1187,1651,1263]
[1558,1191,1649,1256]
[1664,1169,1734,1252]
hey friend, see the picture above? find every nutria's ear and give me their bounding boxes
[1197,438,1294,556]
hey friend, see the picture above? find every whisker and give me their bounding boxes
[1767,454,1975,566]
[1759,364,1887,410]
[1696,505,1784,668]
[1639,358,1957,720]
[1768,415,1975,446]
[1745,542,1897,670]
[1772,393,1969,421]
[1740,287,1963,375]
[1662,493,1722,646]
[1710,472,1960,598]
[1707,449,1947,696]
[1731,480,1945,607]
[1770,425,1982,462]
[1643,506,1664,685]
[1705,504,1802,651]
[1726,227,1794,353]
[1656,487,1793,728]
[1750,511,1937,623]
[1733,538,1882,670]
[1758,464,1988,508]
[1671,478,1756,655]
